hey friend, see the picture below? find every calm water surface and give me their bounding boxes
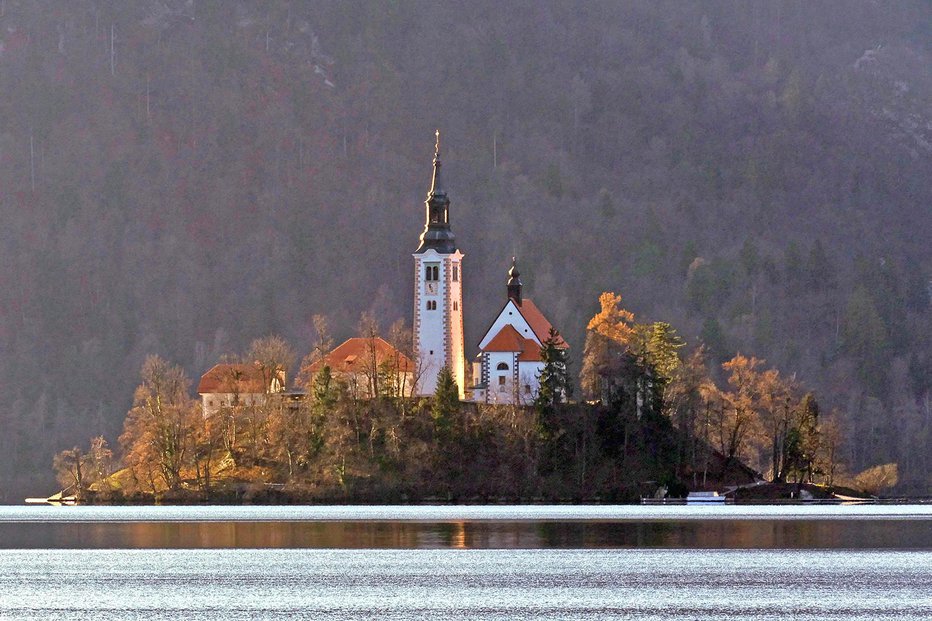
[1,504,931,549]
[0,505,929,620]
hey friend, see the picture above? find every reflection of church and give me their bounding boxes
[412,132,567,405]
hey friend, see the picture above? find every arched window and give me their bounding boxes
[496,362,509,371]
[432,266,439,281]
[425,265,431,280]
[452,265,459,282]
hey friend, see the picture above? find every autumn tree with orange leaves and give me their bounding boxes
[119,355,199,494]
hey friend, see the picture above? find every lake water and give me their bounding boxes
[1,505,930,620]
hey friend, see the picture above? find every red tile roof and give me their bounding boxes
[518,338,543,361]
[483,325,544,361]
[518,299,568,348]
[197,363,272,394]
[307,337,415,375]
[483,324,525,352]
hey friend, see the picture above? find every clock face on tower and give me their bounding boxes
[426,282,438,295]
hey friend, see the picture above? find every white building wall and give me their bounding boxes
[477,300,540,350]
[485,351,516,403]
[481,354,544,406]
[200,392,263,417]
[518,362,545,405]
[414,248,465,397]
[447,253,465,399]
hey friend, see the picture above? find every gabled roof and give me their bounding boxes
[483,324,525,352]
[518,299,568,348]
[481,325,544,362]
[477,298,568,352]
[518,338,543,361]
[198,363,274,395]
[307,337,415,375]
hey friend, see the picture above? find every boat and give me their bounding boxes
[687,491,727,504]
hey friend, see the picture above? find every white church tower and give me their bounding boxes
[413,131,465,398]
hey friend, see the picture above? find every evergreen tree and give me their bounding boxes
[806,239,836,291]
[312,365,338,407]
[784,241,805,291]
[843,287,889,394]
[784,393,820,483]
[536,328,572,414]
[740,238,761,278]
[432,367,459,433]
[643,322,685,386]
[700,316,730,363]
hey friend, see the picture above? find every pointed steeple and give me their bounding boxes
[507,256,522,305]
[415,130,456,254]
[429,129,445,199]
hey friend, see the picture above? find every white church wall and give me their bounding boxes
[486,351,515,402]
[414,248,465,397]
[477,300,539,350]
[518,363,545,405]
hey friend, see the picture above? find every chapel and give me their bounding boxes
[470,259,568,405]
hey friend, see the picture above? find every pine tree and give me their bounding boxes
[432,367,459,433]
[784,393,820,483]
[536,328,571,413]
[312,365,338,407]
[806,239,836,291]
[643,321,685,386]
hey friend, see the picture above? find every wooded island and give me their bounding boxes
[54,292,891,503]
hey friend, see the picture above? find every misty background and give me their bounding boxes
[0,0,929,499]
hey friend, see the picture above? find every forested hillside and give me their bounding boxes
[0,1,929,499]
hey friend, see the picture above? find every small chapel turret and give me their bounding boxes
[413,131,466,398]
[507,257,522,305]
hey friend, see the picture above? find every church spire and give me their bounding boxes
[430,129,444,197]
[507,256,522,305]
[415,130,456,254]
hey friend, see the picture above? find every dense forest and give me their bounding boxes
[0,1,929,500]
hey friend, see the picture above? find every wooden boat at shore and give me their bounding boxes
[24,491,78,506]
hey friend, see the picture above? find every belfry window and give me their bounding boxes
[452,265,459,282]
[432,266,439,280]
[425,265,440,281]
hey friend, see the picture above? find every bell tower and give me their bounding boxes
[413,131,465,398]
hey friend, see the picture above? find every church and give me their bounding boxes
[411,132,567,404]
[198,132,567,406]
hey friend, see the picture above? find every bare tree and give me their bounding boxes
[119,356,198,493]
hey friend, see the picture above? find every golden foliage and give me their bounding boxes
[586,292,637,345]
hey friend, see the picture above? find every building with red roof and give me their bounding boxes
[471,259,568,405]
[307,337,417,399]
[197,362,286,416]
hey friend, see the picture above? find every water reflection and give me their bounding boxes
[1,518,930,549]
